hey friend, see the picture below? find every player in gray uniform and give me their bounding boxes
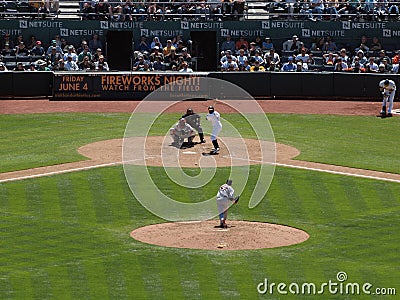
[216,179,239,228]
[206,105,222,154]
[379,79,396,117]
[181,108,206,143]
[170,118,195,147]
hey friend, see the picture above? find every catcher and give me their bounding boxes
[216,179,239,228]
[379,79,396,118]
[170,118,196,147]
[181,108,206,143]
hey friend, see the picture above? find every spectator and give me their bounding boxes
[109,0,123,21]
[78,45,92,63]
[221,56,239,71]
[150,36,162,50]
[323,35,338,52]
[53,59,67,71]
[323,52,338,65]
[30,41,45,57]
[251,49,264,65]
[282,35,302,51]
[132,55,146,70]
[27,35,38,50]
[0,62,8,71]
[378,63,388,73]
[264,48,281,68]
[46,47,63,69]
[250,60,265,72]
[370,36,383,52]
[63,45,78,62]
[164,49,179,70]
[253,36,263,49]
[295,47,309,63]
[281,56,297,71]
[235,36,249,52]
[136,35,150,52]
[338,48,350,64]
[79,56,95,70]
[1,43,15,57]
[14,62,26,71]
[15,42,29,56]
[220,50,237,65]
[95,0,112,20]
[262,37,274,51]
[152,55,165,71]
[220,35,236,53]
[175,40,186,55]
[179,61,193,72]
[36,60,51,71]
[349,61,365,73]
[149,46,164,62]
[14,34,25,47]
[309,0,325,21]
[46,40,63,55]
[92,48,104,62]
[295,61,306,72]
[310,36,325,51]
[64,55,79,70]
[180,48,192,64]
[333,58,348,71]
[1,33,14,49]
[392,50,400,64]
[95,55,110,71]
[88,34,103,53]
[380,58,392,73]
[81,1,96,20]
[248,42,257,56]
[353,49,368,65]
[377,49,392,64]
[365,57,379,72]
[236,49,248,68]
[354,35,370,53]
[163,39,176,56]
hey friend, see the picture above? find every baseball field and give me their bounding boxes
[0,99,399,299]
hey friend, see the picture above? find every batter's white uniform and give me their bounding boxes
[216,183,235,220]
[206,111,222,141]
[379,79,396,114]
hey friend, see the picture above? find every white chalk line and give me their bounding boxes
[1,154,399,184]
[223,155,400,184]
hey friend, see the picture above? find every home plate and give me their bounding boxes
[182,151,197,154]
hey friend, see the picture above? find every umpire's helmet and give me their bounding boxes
[186,108,193,115]
[208,106,214,113]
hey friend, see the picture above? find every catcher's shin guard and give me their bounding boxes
[199,132,205,143]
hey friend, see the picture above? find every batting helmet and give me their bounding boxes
[186,108,193,115]
[208,106,214,113]
[384,79,390,86]
[226,179,232,186]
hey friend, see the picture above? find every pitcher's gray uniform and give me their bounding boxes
[379,79,396,117]
[216,179,235,228]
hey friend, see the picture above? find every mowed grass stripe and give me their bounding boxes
[120,254,148,299]
[209,256,241,299]
[31,270,52,300]
[339,177,368,213]
[67,262,91,299]
[9,272,34,300]
[47,266,73,299]
[372,181,400,209]
[57,177,79,223]
[137,253,166,299]
[104,258,129,299]
[0,183,9,214]
[192,255,224,299]
[41,178,63,221]
[173,253,202,300]
[158,252,186,300]
[0,275,13,299]
[88,171,114,224]
[84,260,109,299]
[71,172,97,225]
[25,182,44,219]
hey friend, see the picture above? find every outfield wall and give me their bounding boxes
[0,71,398,100]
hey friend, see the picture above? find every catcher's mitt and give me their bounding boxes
[234,195,240,204]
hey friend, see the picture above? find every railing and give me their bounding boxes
[0,0,398,21]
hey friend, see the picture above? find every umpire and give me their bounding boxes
[182,108,206,143]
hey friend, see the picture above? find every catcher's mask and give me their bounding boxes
[208,106,214,113]
[179,118,186,125]
[186,108,193,115]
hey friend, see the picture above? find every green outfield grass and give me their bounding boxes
[0,112,399,299]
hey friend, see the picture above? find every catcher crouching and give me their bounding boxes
[170,118,196,148]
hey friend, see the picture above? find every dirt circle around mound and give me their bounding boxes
[130,221,309,250]
[78,136,300,168]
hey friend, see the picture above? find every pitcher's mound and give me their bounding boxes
[130,221,309,250]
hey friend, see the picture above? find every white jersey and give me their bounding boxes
[206,111,222,129]
[379,79,396,92]
[217,183,234,201]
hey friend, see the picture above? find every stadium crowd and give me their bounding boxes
[1,32,400,73]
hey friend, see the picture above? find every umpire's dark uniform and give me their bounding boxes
[182,108,206,143]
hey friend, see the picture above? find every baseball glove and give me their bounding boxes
[234,195,240,204]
